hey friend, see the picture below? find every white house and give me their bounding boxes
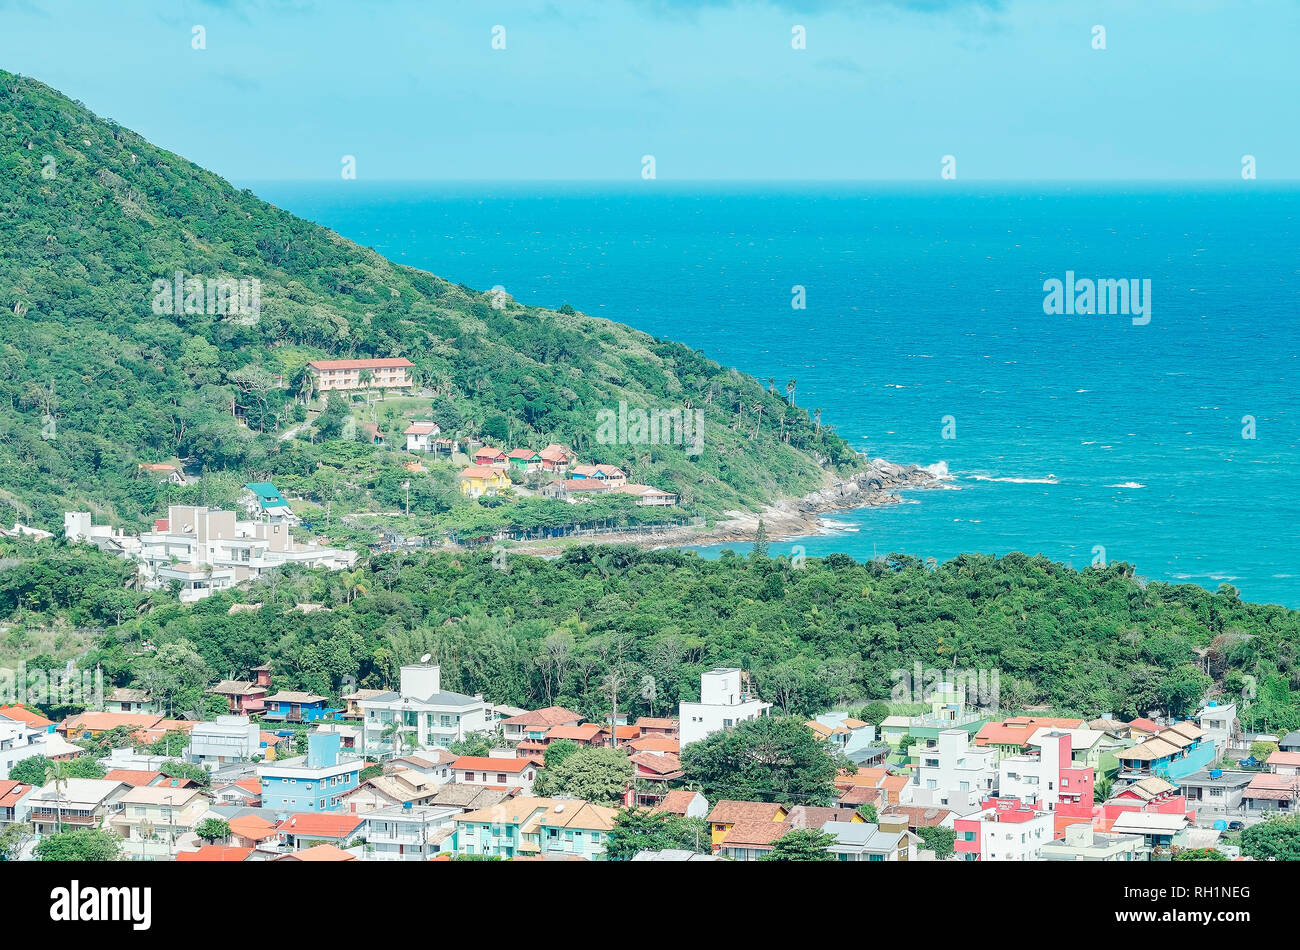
[911,729,998,813]
[404,421,441,453]
[1196,701,1238,754]
[361,804,460,860]
[26,778,129,834]
[359,663,493,756]
[678,668,772,748]
[189,716,261,767]
[0,720,82,780]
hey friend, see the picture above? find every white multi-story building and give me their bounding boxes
[135,506,357,602]
[0,720,82,780]
[1196,701,1238,754]
[679,668,772,748]
[359,664,493,756]
[954,797,1054,861]
[189,716,261,767]
[911,729,998,813]
[361,804,460,860]
[998,731,1094,812]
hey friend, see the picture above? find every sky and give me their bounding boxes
[1,0,1297,181]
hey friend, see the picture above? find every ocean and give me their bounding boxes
[250,182,1300,608]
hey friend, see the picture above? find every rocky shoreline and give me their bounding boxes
[508,458,949,555]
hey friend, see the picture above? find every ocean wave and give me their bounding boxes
[924,461,952,480]
[1108,481,1146,489]
[968,474,1059,485]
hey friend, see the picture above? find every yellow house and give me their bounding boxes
[458,465,511,499]
[706,801,789,850]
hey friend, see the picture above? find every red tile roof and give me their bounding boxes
[308,358,413,370]
[177,846,254,862]
[104,769,163,787]
[452,756,533,774]
[502,706,582,727]
[545,724,604,742]
[0,705,55,730]
[0,780,33,809]
[652,789,702,816]
[276,813,365,839]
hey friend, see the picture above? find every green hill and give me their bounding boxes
[0,70,859,532]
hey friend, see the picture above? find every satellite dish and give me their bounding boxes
[420,653,432,664]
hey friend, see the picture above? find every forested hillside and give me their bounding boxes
[21,544,1290,732]
[0,70,857,530]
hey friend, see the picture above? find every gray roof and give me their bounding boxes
[365,689,482,707]
[429,785,511,810]
[823,821,905,852]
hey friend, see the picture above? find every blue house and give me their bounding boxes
[257,732,362,814]
[262,691,333,723]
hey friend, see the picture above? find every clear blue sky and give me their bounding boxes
[2,0,1296,181]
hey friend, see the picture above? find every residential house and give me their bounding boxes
[538,444,572,473]
[343,766,446,813]
[450,756,537,793]
[189,716,261,766]
[227,813,279,849]
[1196,701,1238,754]
[974,716,1087,761]
[880,804,956,833]
[306,357,413,391]
[26,778,128,834]
[404,421,441,453]
[634,717,680,740]
[453,797,617,860]
[59,711,164,740]
[506,448,543,472]
[540,478,613,503]
[457,465,512,499]
[103,688,157,715]
[500,705,583,745]
[241,482,296,524]
[953,797,1053,861]
[258,733,362,814]
[1040,822,1151,862]
[0,780,34,826]
[911,729,999,812]
[823,818,919,862]
[569,464,627,487]
[1279,731,1300,753]
[998,731,1096,813]
[629,751,684,807]
[1242,773,1299,817]
[363,804,461,860]
[208,678,268,716]
[341,688,386,720]
[652,789,709,820]
[1108,811,1191,850]
[706,801,788,851]
[136,505,355,602]
[262,691,332,724]
[111,786,208,860]
[1117,722,1216,783]
[617,484,678,506]
[359,663,493,755]
[276,812,365,850]
[471,447,508,468]
[103,769,165,789]
[1174,768,1254,822]
[717,819,791,861]
[1268,751,1300,776]
[0,705,56,734]
[678,668,772,748]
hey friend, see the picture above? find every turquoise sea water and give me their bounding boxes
[251,182,1300,608]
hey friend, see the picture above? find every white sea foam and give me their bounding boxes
[1109,481,1146,489]
[968,474,1059,485]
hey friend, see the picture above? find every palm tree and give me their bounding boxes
[43,761,70,833]
[751,402,764,440]
[813,408,822,433]
[785,379,797,407]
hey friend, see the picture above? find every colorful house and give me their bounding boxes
[458,465,511,499]
[538,444,572,472]
[506,448,543,472]
[262,691,332,723]
[472,447,508,468]
[453,797,618,860]
[258,733,362,814]
[569,464,627,487]
[706,801,788,850]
